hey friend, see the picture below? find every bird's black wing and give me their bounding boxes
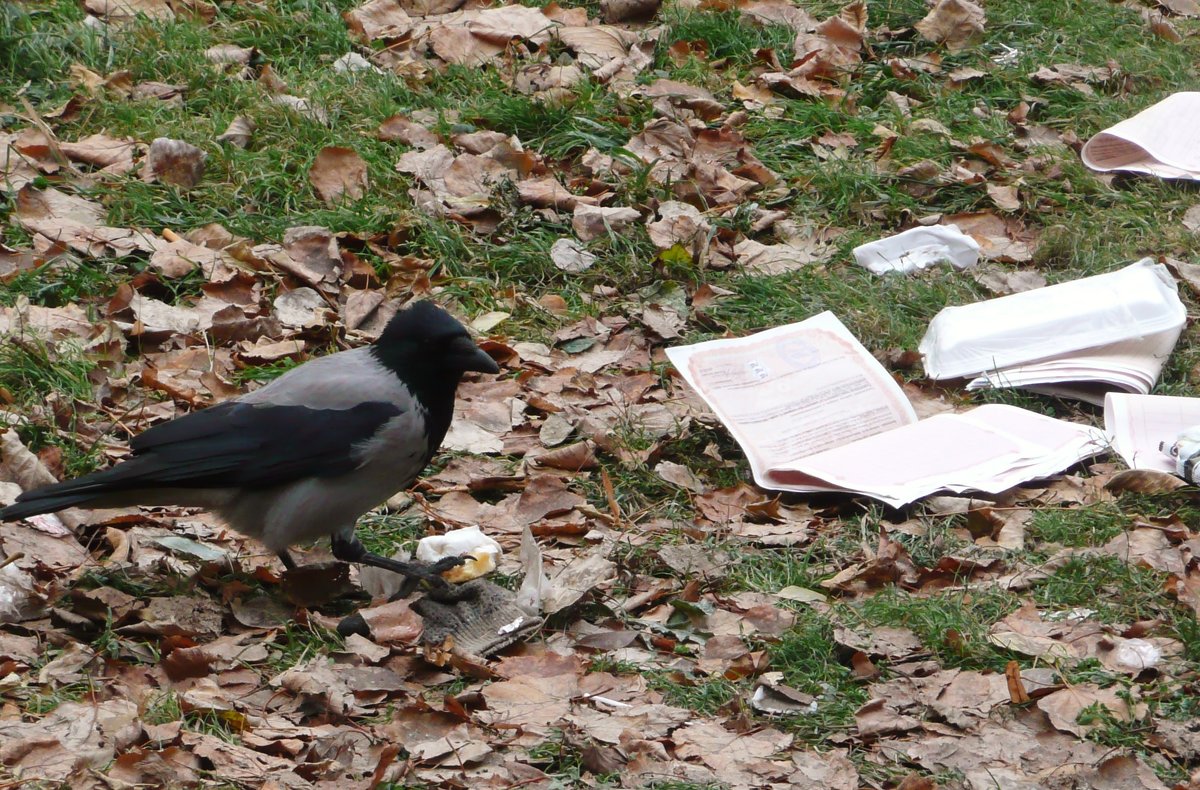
[123,400,404,488]
[2,401,404,519]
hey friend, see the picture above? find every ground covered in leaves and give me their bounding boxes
[4,0,1200,787]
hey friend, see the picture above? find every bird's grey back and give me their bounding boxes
[239,348,418,411]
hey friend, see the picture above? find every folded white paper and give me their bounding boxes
[852,224,981,274]
[668,312,1106,507]
[920,259,1185,405]
[1082,92,1200,179]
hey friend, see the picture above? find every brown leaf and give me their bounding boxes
[542,546,616,614]
[821,533,920,595]
[84,0,174,22]
[309,146,369,204]
[57,134,138,171]
[204,44,256,64]
[1038,684,1147,737]
[215,116,255,149]
[281,561,356,607]
[986,182,1020,211]
[120,595,224,640]
[970,263,1046,295]
[478,672,578,730]
[532,440,599,471]
[943,212,1037,262]
[549,238,597,273]
[987,599,1105,661]
[572,204,642,241]
[1101,527,1187,575]
[1159,0,1200,14]
[915,0,985,52]
[15,185,155,258]
[378,113,438,147]
[142,137,206,188]
[1104,468,1187,494]
[600,0,660,23]
[854,697,922,737]
[672,720,793,776]
[180,732,295,784]
[344,0,414,42]
[358,598,425,645]
[647,201,710,251]
[733,237,829,274]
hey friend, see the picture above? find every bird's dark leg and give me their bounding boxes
[330,532,475,602]
[278,550,297,571]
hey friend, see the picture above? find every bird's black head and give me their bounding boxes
[370,301,500,463]
[371,300,499,382]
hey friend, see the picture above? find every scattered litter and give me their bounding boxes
[852,224,980,274]
[416,525,501,583]
[667,311,1106,507]
[1105,393,1200,475]
[920,258,1185,404]
[413,579,542,660]
[1108,638,1162,672]
[332,52,383,74]
[1082,92,1200,179]
[1165,425,1200,483]
[751,672,819,716]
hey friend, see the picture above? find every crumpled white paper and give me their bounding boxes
[852,224,980,274]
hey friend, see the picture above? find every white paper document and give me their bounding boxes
[1081,92,1200,179]
[920,259,1185,406]
[1104,393,1200,473]
[668,312,1107,507]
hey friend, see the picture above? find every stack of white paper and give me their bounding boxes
[667,312,1107,508]
[919,259,1185,405]
[1082,92,1200,180]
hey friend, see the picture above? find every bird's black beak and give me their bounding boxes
[449,335,500,374]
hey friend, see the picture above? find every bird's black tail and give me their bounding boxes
[0,492,97,520]
[0,467,129,521]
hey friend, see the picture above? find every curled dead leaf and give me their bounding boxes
[215,116,255,149]
[1104,469,1187,494]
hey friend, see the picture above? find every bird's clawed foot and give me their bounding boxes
[329,533,477,603]
[387,554,474,602]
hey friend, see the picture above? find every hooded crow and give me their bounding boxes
[0,300,499,600]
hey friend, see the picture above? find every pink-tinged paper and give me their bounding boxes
[1104,393,1200,472]
[1082,92,1200,179]
[666,312,917,486]
[668,312,1107,507]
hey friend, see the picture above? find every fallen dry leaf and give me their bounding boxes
[142,137,206,188]
[216,116,255,149]
[550,238,597,273]
[309,146,369,204]
[647,201,710,251]
[1038,683,1148,737]
[915,0,986,52]
[573,204,642,241]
